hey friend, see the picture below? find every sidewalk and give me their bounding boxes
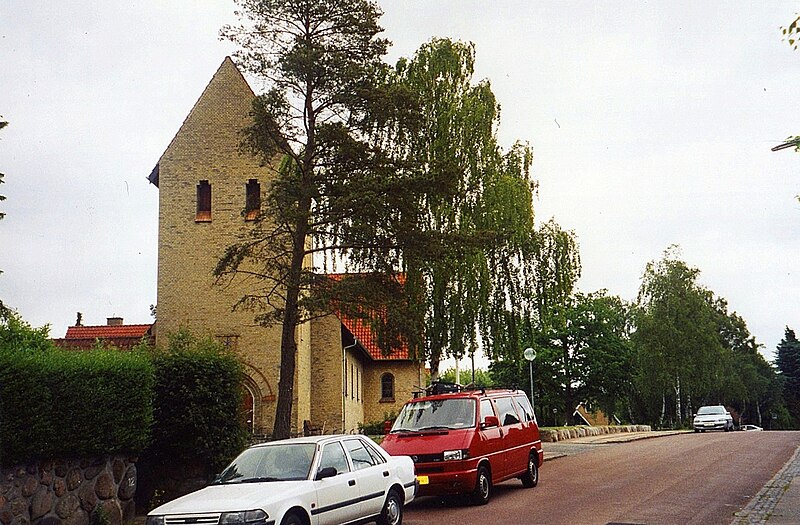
[541,430,688,461]
[731,444,800,524]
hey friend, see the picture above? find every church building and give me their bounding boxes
[146,57,424,436]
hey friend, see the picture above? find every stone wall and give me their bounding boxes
[540,424,652,442]
[0,456,136,525]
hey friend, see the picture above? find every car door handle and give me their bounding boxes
[383,471,389,477]
[349,479,356,486]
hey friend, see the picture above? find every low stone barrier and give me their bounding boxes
[0,455,137,525]
[540,424,652,442]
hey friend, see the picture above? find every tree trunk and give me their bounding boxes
[659,392,666,428]
[272,198,312,440]
[272,62,317,441]
[272,242,305,439]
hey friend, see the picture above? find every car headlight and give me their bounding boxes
[220,510,269,525]
[146,517,164,525]
[443,449,470,461]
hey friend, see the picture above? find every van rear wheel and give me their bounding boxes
[470,465,491,505]
[521,452,539,488]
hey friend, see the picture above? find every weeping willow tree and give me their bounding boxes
[394,38,539,377]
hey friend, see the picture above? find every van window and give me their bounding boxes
[480,399,495,426]
[494,397,521,426]
[513,394,535,422]
[392,398,476,431]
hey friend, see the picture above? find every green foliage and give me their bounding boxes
[0,310,55,352]
[142,330,249,473]
[628,246,787,429]
[0,320,154,465]
[358,411,397,435]
[489,244,788,430]
[219,4,540,439]
[394,38,539,375]
[438,367,493,388]
[494,290,632,426]
[219,0,435,439]
[776,327,800,427]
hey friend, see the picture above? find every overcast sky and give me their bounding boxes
[1,1,798,363]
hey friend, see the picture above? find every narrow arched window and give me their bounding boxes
[245,179,260,220]
[196,180,211,222]
[380,373,395,401]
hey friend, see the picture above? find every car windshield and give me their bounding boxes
[392,398,476,431]
[215,443,316,483]
[697,406,725,415]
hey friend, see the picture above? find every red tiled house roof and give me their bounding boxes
[53,323,154,350]
[326,273,413,361]
[337,312,411,361]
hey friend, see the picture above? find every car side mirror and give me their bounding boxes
[481,415,499,429]
[315,467,337,481]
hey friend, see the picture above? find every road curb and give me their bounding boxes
[731,444,800,524]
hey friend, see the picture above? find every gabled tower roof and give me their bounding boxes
[148,57,256,187]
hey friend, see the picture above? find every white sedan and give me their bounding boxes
[146,435,416,525]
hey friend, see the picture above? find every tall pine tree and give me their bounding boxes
[776,327,800,427]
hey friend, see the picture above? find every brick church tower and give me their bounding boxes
[148,57,423,436]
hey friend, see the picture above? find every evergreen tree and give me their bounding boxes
[776,327,800,427]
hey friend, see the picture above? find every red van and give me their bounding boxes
[380,385,543,504]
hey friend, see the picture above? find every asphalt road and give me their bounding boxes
[402,431,800,525]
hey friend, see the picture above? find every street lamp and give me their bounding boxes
[523,347,536,417]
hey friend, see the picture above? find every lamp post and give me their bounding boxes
[523,347,536,416]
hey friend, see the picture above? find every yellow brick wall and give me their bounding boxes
[155,57,296,434]
[310,315,345,433]
[362,362,425,425]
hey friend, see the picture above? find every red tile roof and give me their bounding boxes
[338,312,411,361]
[54,324,154,350]
[326,273,413,361]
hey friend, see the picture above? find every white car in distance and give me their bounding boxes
[692,405,734,432]
[146,435,416,525]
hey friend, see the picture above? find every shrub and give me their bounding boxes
[142,330,249,473]
[0,313,154,465]
[359,411,397,436]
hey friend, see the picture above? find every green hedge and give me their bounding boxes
[0,347,154,465]
[142,330,249,473]
[1,312,248,477]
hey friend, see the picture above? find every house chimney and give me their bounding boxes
[107,317,123,326]
[76,312,83,327]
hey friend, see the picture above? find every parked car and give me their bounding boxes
[380,385,542,505]
[692,405,734,432]
[146,435,416,525]
[740,424,764,431]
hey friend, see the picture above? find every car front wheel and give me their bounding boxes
[377,490,403,525]
[470,465,491,505]
[280,512,303,525]
[521,452,539,488]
